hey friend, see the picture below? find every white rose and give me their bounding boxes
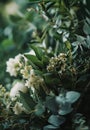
[10,81,28,100]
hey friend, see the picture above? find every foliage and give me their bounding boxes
[0,0,90,130]
[0,0,46,84]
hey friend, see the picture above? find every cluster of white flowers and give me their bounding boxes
[6,52,45,115]
[20,65,32,79]
[9,80,28,114]
[6,54,24,76]
[10,81,28,100]
[25,69,44,89]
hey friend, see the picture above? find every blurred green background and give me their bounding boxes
[0,0,47,85]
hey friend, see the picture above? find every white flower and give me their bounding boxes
[10,81,28,100]
[25,69,44,88]
[13,102,25,115]
[20,65,32,79]
[6,54,23,76]
[5,2,19,15]
[6,58,19,76]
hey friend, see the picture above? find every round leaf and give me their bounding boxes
[66,91,80,103]
[58,101,73,115]
[48,115,65,127]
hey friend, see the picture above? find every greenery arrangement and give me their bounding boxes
[0,0,90,130]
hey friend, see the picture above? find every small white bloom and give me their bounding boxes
[6,54,23,76]
[6,58,19,76]
[20,65,32,79]
[5,2,19,15]
[13,102,25,115]
[25,69,44,88]
[10,81,28,100]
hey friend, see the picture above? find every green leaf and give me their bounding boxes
[1,38,14,51]
[30,44,43,60]
[25,54,43,68]
[65,41,71,50]
[34,70,43,75]
[28,0,42,3]
[76,35,85,42]
[42,56,49,66]
[44,73,60,86]
[45,97,59,114]
[43,125,58,130]
[86,35,90,48]
[76,74,90,83]
[35,103,45,116]
[10,15,22,23]
[58,102,73,115]
[66,91,80,103]
[20,91,36,112]
[48,115,65,127]
[83,22,90,35]
[55,41,61,55]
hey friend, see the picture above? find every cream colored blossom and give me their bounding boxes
[20,65,32,79]
[13,102,25,115]
[6,54,25,76]
[10,81,28,100]
[25,69,44,88]
[5,2,19,15]
[0,84,6,97]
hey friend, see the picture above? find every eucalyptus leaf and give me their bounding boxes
[58,101,73,115]
[66,91,80,103]
[86,35,90,48]
[83,22,90,34]
[43,125,58,130]
[48,115,65,127]
[58,108,73,115]
[76,35,85,42]
[45,97,59,114]
[35,103,45,116]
